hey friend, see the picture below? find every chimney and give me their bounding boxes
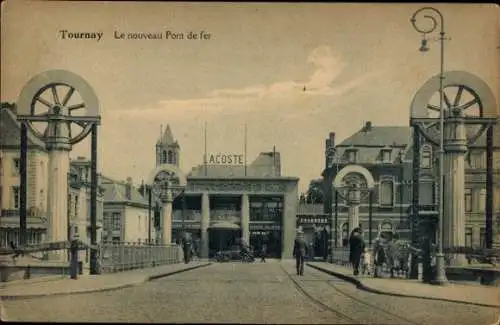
[363,121,372,132]
[125,177,133,200]
[329,132,335,147]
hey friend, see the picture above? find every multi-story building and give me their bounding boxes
[155,124,299,258]
[0,103,48,246]
[0,103,105,247]
[321,120,500,249]
[322,122,413,247]
[101,176,155,244]
[68,157,105,245]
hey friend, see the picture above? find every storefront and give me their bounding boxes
[171,177,299,259]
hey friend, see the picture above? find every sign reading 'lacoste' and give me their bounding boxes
[205,153,244,165]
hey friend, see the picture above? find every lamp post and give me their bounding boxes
[410,6,448,285]
[147,184,152,244]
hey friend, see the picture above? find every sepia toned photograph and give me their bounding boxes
[0,1,499,324]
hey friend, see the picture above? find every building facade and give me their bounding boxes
[101,176,156,244]
[155,125,299,258]
[321,121,500,248]
[0,103,105,248]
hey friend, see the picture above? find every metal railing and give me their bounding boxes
[98,242,181,273]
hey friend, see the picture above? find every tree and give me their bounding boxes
[305,179,325,204]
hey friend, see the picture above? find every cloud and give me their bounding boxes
[109,45,377,120]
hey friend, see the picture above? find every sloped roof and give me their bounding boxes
[339,126,411,147]
[100,175,148,205]
[0,103,46,149]
[156,124,179,147]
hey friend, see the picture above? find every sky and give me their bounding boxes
[1,2,499,193]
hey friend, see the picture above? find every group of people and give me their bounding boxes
[293,226,410,277]
[350,227,410,277]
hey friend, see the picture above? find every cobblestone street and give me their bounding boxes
[1,261,499,324]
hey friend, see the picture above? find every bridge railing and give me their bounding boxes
[98,242,181,274]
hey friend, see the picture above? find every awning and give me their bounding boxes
[209,221,241,230]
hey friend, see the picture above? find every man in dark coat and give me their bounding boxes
[349,227,365,275]
[181,233,191,264]
[293,229,309,276]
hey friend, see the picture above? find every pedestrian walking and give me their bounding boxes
[373,237,386,278]
[181,233,191,264]
[349,227,365,275]
[293,229,309,276]
[260,244,267,263]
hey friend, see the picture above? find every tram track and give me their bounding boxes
[279,263,423,325]
[278,263,358,323]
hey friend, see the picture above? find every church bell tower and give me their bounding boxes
[156,124,181,167]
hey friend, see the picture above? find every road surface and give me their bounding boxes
[2,260,498,324]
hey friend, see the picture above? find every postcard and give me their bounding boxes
[0,1,499,324]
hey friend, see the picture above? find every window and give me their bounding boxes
[74,195,79,216]
[478,189,486,212]
[67,194,72,218]
[421,146,432,169]
[162,151,167,164]
[11,186,20,209]
[12,158,20,175]
[112,213,121,230]
[479,227,486,247]
[381,149,392,163]
[341,223,349,247]
[379,177,394,207]
[465,188,472,212]
[465,227,473,247]
[74,226,79,236]
[138,215,142,231]
[168,150,173,164]
[103,213,112,230]
[345,149,358,163]
[112,236,120,243]
[249,197,283,222]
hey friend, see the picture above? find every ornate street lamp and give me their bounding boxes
[410,6,448,285]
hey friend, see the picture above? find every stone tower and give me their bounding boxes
[155,124,180,167]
